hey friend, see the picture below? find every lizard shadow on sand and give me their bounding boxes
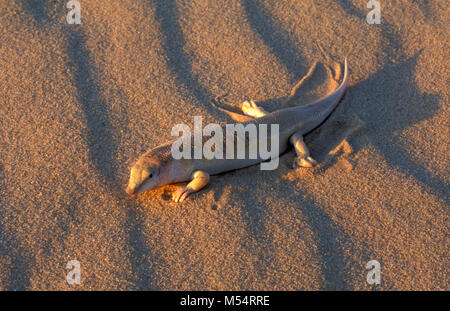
[350,54,447,203]
[334,1,448,203]
[232,0,366,290]
[21,0,158,289]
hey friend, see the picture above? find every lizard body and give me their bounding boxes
[126,59,348,202]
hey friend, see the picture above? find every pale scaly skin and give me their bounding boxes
[242,100,318,168]
[126,59,348,202]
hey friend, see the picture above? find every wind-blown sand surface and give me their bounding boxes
[0,0,448,290]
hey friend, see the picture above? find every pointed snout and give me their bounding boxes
[125,186,135,195]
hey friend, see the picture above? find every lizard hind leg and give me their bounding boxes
[241,100,268,118]
[289,132,318,168]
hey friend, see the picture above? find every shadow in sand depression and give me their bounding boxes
[0,164,34,290]
[238,1,363,289]
[21,0,50,22]
[292,191,353,290]
[242,0,308,83]
[334,0,366,20]
[62,26,159,289]
[0,228,33,290]
[21,0,158,289]
[65,26,159,289]
[276,177,369,290]
[3,0,60,290]
[153,0,219,113]
[225,171,369,290]
[411,0,436,22]
[334,0,403,65]
[64,29,117,180]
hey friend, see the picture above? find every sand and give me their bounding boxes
[0,0,448,290]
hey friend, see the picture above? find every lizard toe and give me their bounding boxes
[172,187,193,203]
[241,100,253,115]
[293,156,318,168]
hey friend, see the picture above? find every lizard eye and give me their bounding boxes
[142,168,153,180]
[146,168,153,179]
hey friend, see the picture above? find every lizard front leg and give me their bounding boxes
[172,170,210,203]
[289,132,318,168]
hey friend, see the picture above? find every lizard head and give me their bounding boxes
[125,156,161,195]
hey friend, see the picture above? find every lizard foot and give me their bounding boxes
[293,156,318,168]
[172,186,194,203]
[241,100,267,118]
